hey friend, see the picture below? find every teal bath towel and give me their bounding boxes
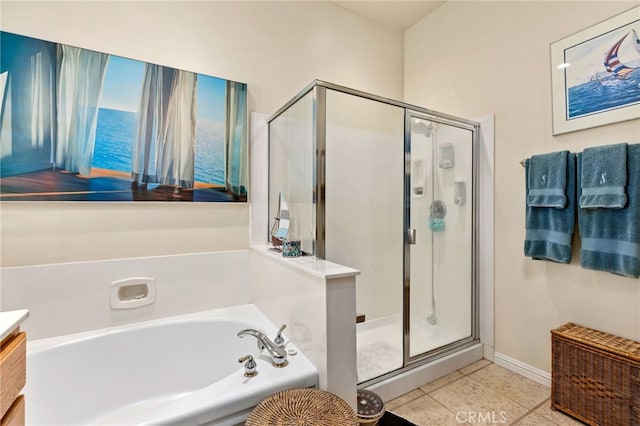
[527,151,569,208]
[524,153,576,264]
[577,144,640,278]
[579,143,627,209]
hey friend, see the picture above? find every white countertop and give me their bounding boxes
[252,244,360,280]
[0,309,29,341]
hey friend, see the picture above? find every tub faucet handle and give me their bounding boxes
[274,324,286,348]
[238,354,257,377]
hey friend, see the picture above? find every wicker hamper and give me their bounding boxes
[551,323,640,426]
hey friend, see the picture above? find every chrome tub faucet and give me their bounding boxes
[237,327,288,367]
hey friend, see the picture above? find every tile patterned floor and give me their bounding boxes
[385,360,583,425]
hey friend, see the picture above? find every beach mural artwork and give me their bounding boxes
[563,19,640,120]
[0,31,247,202]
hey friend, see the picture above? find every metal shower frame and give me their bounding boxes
[268,80,481,385]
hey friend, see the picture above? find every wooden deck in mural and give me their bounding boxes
[0,169,244,202]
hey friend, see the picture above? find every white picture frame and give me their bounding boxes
[550,6,640,135]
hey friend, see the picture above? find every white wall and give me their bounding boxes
[1,251,252,339]
[0,1,404,267]
[405,1,640,373]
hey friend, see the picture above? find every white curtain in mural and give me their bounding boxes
[1,55,55,163]
[133,64,196,189]
[225,80,247,195]
[29,52,52,151]
[55,45,109,175]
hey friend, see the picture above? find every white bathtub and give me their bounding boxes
[25,304,318,426]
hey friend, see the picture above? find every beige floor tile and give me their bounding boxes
[458,359,491,375]
[392,394,459,426]
[430,376,529,425]
[419,371,464,394]
[468,364,550,409]
[385,389,425,411]
[534,399,584,425]
[513,412,556,426]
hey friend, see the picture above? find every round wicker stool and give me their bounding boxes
[245,388,358,426]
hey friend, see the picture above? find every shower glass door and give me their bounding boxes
[407,114,475,360]
[324,88,405,384]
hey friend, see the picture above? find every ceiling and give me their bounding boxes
[334,1,445,31]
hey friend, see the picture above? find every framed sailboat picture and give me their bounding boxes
[550,6,640,135]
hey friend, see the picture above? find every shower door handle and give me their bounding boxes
[408,228,417,245]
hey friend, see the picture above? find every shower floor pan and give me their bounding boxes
[356,315,469,383]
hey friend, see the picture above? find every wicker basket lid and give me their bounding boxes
[552,322,640,363]
[246,388,358,426]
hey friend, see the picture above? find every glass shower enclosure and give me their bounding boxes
[268,80,479,386]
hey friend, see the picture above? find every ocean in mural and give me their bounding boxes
[567,69,640,118]
[93,107,225,185]
[94,55,227,185]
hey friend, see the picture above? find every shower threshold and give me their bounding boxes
[356,314,471,384]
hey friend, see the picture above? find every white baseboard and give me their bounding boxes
[493,352,551,388]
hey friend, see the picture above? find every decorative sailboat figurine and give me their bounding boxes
[270,192,289,249]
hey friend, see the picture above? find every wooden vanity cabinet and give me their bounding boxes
[0,330,26,426]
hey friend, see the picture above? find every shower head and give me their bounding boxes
[411,118,434,137]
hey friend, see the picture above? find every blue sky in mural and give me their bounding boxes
[99,55,225,120]
[196,73,226,122]
[93,55,226,184]
[99,56,145,112]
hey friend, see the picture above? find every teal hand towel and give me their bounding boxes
[577,144,640,278]
[527,151,569,208]
[579,143,627,209]
[524,153,576,263]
